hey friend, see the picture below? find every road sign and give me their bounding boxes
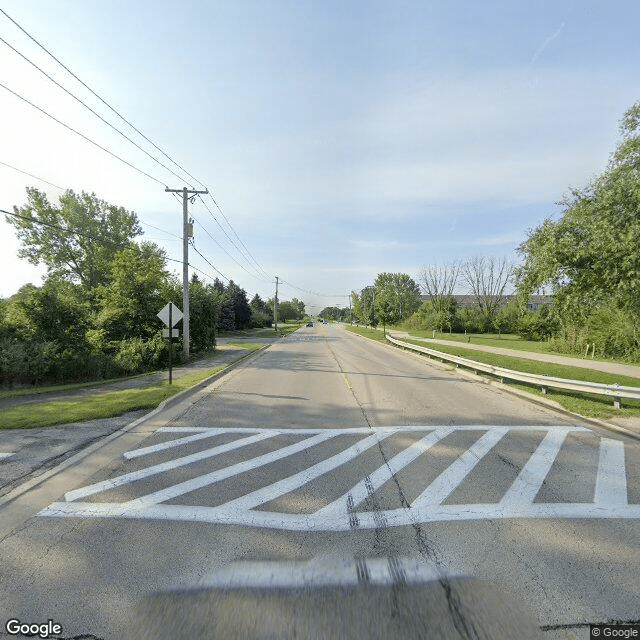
[162,329,180,338]
[157,302,183,328]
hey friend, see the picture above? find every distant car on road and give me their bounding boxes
[306,322,313,327]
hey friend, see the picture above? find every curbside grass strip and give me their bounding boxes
[345,324,640,442]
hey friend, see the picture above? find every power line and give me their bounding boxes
[0,34,193,187]
[191,214,270,284]
[190,242,231,283]
[195,195,269,280]
[0,8,268,280]
[0,81,167,187]
[280,279,350,299]
[0,8,270,278]
[0,7,197,188]
[0,160,64,190]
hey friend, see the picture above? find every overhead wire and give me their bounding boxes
[0,7,270,281]
[195,195,270,280]
[0,81,167,187]
[0,34,193,188]
[0,160,64,191]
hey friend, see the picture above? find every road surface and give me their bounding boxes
[1,323,638,639]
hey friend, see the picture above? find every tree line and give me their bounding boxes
[0,188,304,387]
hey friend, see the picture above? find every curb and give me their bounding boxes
[345,327,640,442]
[0,344,273,507]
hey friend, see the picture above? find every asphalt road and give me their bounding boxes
[1,323,638,639]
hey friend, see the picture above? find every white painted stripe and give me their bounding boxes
[412,428,508,507]
[156,425,589,435]
[125,431,340,507]
[210,431,393,514]
[195,557,449,588]
[38,500,640,529]
[594,438,627,505]
[316,427,453,518]
[124,428,227,459]
[64,432,275,502]
[0,452,15,460]
[500,428,570,505]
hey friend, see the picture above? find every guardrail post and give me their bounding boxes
[541,386,547,395]
[614,396,621,409]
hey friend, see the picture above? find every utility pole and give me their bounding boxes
[274,275,279,333]
[165,186,208,359]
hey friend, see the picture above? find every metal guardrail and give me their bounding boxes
[386,335,640,409]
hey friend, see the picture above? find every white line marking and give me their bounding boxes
[38,500,640,529]
[210,431,393,515]
[65,432,275,502]
[124,428,227,459]
[595,438,627,505]
[125,431,340,507]
[412,428,508,507]
[316,427,454,518]
[156,425,589,434]
[0,452,15,460]
[37,425,637,530]
[196,557,451,588]
[500,428,570,505]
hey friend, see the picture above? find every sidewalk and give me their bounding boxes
[385,330,640,380]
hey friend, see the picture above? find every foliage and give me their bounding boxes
[516,100,640,326]
[6,189,141,288]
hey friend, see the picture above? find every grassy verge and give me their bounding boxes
[226,341,265,350]
[392,337,640,419]
[0,350,256,430]
[346,326,389,342]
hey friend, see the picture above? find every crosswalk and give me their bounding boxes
[38,426,639,530]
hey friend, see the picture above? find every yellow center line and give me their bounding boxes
[342,372,353,391]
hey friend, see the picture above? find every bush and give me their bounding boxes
[586,305,640,359]
[516,308,558,341]
[113,334,169,373]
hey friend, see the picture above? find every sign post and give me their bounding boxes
[157,302,184,385]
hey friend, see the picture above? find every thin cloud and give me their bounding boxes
[530,22,565,66]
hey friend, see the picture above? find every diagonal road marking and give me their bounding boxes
[316,427,454,518]
[412,428,509,507]
[65,432,276,502]
[37,425,639,530]
[211,430,395,514]
[0,452,15,460]
[125,430,340,507]
[500,428,570,505]
[124,428,226,459]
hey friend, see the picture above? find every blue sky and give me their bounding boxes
[1,1,638,314]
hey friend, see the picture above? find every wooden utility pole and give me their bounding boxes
[274,275,279,333]
[165,186,208,359]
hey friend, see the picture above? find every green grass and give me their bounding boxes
[402,330,558,354]
[226,341,266,350]
[0,362,231,430]
[392,337,640,419]
[346,326,389,342]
